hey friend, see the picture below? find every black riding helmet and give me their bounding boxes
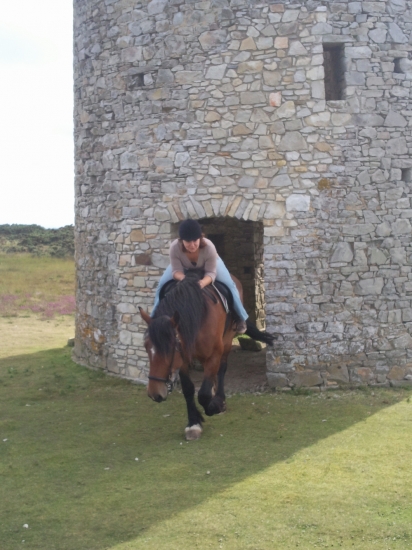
[178,219,202,242]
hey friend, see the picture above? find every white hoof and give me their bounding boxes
[185,424,202,441]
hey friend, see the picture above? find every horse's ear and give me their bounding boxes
[171,311,180,328]
[139,307,151,325]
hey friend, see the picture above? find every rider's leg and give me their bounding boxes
[215,257,248,333]
[151,264,173,316]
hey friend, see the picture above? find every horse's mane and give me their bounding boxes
[149,270,208,359]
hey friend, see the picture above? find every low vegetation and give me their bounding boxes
[0,224,74,257]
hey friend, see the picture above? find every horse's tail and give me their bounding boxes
[245,321,276,346]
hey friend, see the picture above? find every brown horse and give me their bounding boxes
[139,269,274,440]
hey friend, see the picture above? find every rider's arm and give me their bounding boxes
[170,240,186,281]
[202,240,218,286]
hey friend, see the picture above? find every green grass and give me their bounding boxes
[0,254,75,317]
[0,348,411,550]
[0,254,74,297]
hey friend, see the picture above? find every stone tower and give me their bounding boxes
[73,0,412,389]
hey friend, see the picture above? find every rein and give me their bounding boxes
[148,333,182,393]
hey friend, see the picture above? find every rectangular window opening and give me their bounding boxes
[401,168,412,183]
[394,58,404,74]
[323,43,345,101]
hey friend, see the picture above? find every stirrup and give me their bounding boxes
[236,320,247,334]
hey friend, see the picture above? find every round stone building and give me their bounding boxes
[73,0,412,389]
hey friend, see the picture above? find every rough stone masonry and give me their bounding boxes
[73,0,412,390]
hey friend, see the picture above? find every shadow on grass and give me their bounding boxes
[0,348,409,550]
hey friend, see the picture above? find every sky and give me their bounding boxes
[0,0,74,228]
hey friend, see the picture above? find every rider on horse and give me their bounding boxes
[152,219,248,334]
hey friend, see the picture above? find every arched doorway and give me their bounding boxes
[172,217,265,329]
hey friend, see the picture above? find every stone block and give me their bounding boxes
[331,242,353,263]
[269,92,282,107]
[345,70,366,88]
[175,71,202,84]
[291,370,323,388]
[205,64,227,80]
[351,367,373,384]
[237,61,264,74]
[278,132,307,152]
[121,47,142,62]
[355,278,384,296]
[369,28,387,43]
[147,0,167,15]
[388,23,407,43]
[391,220,411,235]
[264,202,286,219]
[387,0,407,15]
[386,137,407,156]
[199,30,227,51]
[119,330,132,345]
[312,22,333,35]
[120,152,139,170]
[369,248,388,265]
[130,229,145,242]
[326,365,349,383]
[256,37,273,50]
[362,1,385,12]
[240,92,266,105]
[267,373,288,389]
[152,253,169,269]
[388,366,407,380]
[384,111,407,128]
[263,71,282,86]
[342,224,374,236]
[286,194,310,212]
[392,334,412,349]
[276,101,296,119]
[238,176,256,188]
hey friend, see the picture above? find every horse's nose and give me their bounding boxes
[148,380,168,402]
[150,393,166,403]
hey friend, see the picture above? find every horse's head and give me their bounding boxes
[139,307,183,403]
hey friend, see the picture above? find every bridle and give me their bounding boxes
[147,332,182,393]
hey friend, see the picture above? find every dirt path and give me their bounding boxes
[190,343,269,395]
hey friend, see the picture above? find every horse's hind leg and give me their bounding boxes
[179,370,204,441]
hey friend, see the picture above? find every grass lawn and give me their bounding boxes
[1,254,412,549]
[0,348,411,550]
[0,254,75,319]
[0,253,75,358]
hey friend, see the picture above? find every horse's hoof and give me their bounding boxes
[206,399,226,416]
[185,424,202,441]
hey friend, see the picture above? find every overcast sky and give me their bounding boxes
[0,0,74,228]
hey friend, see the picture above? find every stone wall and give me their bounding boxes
[74,0,412,389]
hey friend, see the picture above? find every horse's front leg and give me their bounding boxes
[179,370,204,441]
[198,355,227,417]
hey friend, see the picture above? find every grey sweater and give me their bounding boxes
[169,238,218,282]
